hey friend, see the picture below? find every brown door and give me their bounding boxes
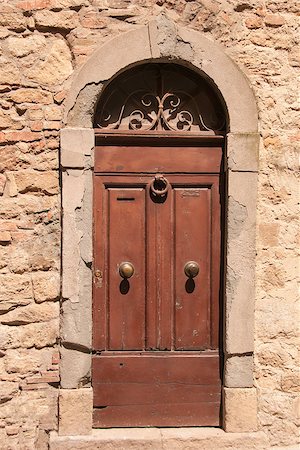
[93,135,223,427]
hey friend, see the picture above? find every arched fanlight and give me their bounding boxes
[94,63,227,135]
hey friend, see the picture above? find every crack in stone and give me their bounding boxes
[61,341,91,354]
[66,80,106,127]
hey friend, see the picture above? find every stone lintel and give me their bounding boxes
[225,171,257,354]
[223,387,258,432]
[224,354,254,388]
[61,128,94,169]
[227,132,260,172]
[58,387,93,436]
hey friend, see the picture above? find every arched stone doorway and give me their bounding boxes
[92,62,226,427]
[59,16,259,434]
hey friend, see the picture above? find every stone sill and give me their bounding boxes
[50,428,269,449]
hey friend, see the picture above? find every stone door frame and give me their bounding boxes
[59,16,259,435]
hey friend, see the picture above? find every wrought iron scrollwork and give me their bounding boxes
[95,63,226,134]
[97,91,225,133]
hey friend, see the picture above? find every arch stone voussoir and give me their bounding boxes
[60,15,259,435]
[64,16,258,134]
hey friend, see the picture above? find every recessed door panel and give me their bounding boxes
[108,188,145,350]
[174,187,211,350]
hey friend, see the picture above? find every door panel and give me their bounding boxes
[174,187,211,350]
[93,144,223,427]
[94,146,222,173]
[108,188,145,350]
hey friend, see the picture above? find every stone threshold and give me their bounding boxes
[50,428,269,449]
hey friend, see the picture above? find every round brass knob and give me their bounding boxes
[119,262,135,279]
[184,261,199,278]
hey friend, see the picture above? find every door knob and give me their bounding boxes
[119,262,135,279]
[184,261,199,278]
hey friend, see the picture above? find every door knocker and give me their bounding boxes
[149,174,169,199]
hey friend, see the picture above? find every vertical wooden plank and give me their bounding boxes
[93,176,107,350]
[145,185,158,349]
[174,187,211,350]
[211,179,221,349]
[146,185,173,350]
[158,188,173,350]
[108,188,145,350]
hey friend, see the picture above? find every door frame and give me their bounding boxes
[59,19,259,435]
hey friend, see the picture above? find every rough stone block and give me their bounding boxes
[224,355,254,387]
[1,320,59,350]
[59,388,92,436]
[35,10,79,31]
[14,170,59,195]
[0,273,33,313]
[225,171,257,354]
[61,260,92,348]
[32,271,60,303]
[1,302,59,325]
[26,40,72,86]
[10,88,52,104]
[0,173,6,194]
[61,128,94,169]
[60,347,91,389]
[7,35,46,57]
[223,387,258,432]
[227,133,259,172]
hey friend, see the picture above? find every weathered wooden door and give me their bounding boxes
[92,133,223,427]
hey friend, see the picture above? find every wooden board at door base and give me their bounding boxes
[92,353,221,427]
[93,136,223,428]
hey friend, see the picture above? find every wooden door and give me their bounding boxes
[93,135,223,427]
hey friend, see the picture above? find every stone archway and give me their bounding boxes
[58,15,259,435]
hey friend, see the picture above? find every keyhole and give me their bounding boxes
[119,279,130,295]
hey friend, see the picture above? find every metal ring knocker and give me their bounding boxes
[150,174,169,198]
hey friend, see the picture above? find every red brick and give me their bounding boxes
[0,222,18,232]
[54,90,66,104]
[80,14,107,29]
[30,121,44,132]
[265,14,285,27]
[26,372,60,384]
[21,383,50,390]
[52,351,60,365]
[16,0,51,11]
[0,131,42,144]
[245,16,263,29]
[0,231,11,243]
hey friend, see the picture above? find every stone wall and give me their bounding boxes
[0,0,299,449]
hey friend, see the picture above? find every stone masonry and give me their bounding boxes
[0,1,299,449]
